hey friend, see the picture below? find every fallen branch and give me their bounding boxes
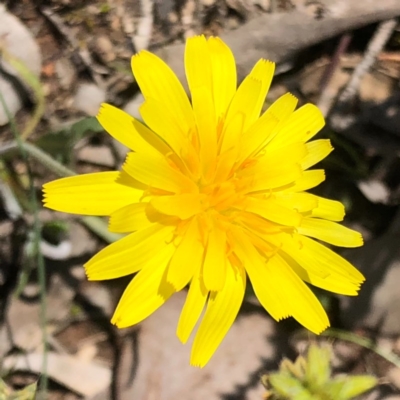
[157,0,400,82]
[330,18,398,130]
[338,18,398,105]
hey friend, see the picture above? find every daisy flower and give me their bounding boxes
[43,35,364,367]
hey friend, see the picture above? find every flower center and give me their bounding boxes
[200,180,240,213]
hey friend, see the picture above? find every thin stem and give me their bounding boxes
[81,216,123,244]
[0,93,48,396]
[1,140,120,243]
[0,141,76,177]
[322,328,400,369]
[0,45,45,141]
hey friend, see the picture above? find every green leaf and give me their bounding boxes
[323,379,348,400]
[328,375,377,400]
[268,372,313,400]
[71,117,103,137]
[305,344,331,390]
[10,381,37,400]
[41,220,69,245]
[0,378,11,398]
[0,379,37,400]
[280,357,307,380]
[35,117,103,163]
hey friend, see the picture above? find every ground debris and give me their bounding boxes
[3,352,111,398]
[2,1,400,399]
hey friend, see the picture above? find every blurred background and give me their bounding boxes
[1,0,400,399]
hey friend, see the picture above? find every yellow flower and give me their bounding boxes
[43,36,364,367]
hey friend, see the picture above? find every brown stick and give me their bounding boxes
[156,0,400,82]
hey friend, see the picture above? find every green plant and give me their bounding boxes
[262,343,377,400]
[0,379,37,400]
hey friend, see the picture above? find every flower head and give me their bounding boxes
[43,36,364,367]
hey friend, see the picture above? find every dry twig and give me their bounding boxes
[158,0,400,84]
[317,33,353,116]
[331,18,398,130]
[39,6,106,88]
[133,0,154,51]
[339,19,398,104]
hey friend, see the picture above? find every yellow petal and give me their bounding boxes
[43,172,142,216]
[262,142,308,166]
[220,79,260,153]
[239,143,306,191]
[111,250,175,328]
[115,169,147,190]
[281,234,365,283]
[122,151,198,194]
[311,196,345,221]
[131,51,194,133]
[97,103,170,156]
[207,37,236,120]
[281,169,325,192]
[268,104,325,150]
[185,35,237,128]
[248,59,275,118]
[167,218,204,291]
[184,36,227,181]
[238,92,298,165]
[228,228,289,321]
[221,59,275,152]
[109,202,166,232]
[151,193,205,219]
[140,98,190,158]
[298,218,363,248]
[267,254,330,334]
[302,139,333,170]
[191,85,217,182]
[190,263,246,367]
[214,147,240,185]
[243,196,302,226]
[177,269,208,344]
[85,224,175,280]
[281,252,361,296]
[109,202,148,232]
[203,222,227,292]
[244,163,302,193]
[273,192,318,213]
[274,192,344,221]
[233,229,329,332]
[185,35,212,98]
